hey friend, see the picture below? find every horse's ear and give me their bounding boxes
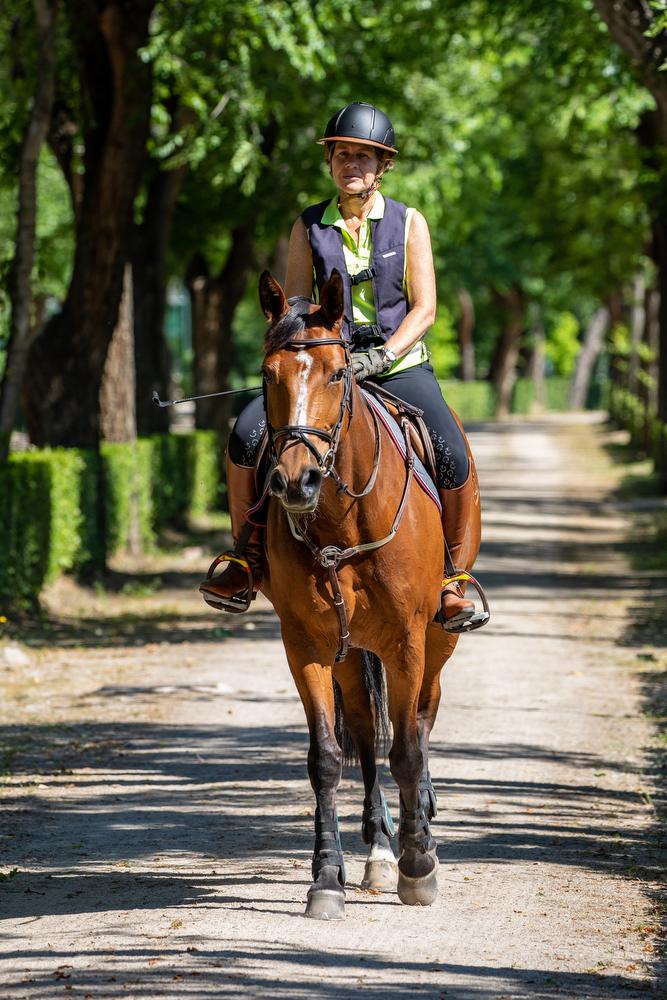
[320,269,344,328]
[259,271,289,324]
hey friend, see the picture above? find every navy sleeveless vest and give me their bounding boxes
[301,196,408,343]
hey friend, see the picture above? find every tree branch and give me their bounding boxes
[593,0,667,133]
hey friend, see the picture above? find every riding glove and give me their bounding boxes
[351,347,393,381]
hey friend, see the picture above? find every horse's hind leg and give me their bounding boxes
[334,652,397,892]
[385,636,439,906]
[283,636,346,920]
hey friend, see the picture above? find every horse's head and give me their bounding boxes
[260,269,351,513]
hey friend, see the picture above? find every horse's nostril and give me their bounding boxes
[301,467,322,494]
[269,468,287,496]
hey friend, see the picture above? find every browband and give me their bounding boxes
[280,337,348,350]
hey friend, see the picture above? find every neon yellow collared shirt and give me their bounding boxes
[319,192,428,376]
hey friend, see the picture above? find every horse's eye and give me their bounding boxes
[262,369,273,384]
[329,369,345,384]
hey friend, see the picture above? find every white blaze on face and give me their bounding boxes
[295,349,313,425]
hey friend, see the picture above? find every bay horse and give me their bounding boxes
[257,269,481,919]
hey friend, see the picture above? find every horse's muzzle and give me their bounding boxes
[269,465,322,511]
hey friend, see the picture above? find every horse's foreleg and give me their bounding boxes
[334,653,397,892]
[283,638,346,920]
[417,626,458,821]
[385,636,439,906]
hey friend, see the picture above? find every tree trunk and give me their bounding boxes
[529,324,546,414]
[653,214,667,488]
[133,105,194,435]
[100,263,136,443]
[100,264,142,555]
[628,275,646,398]
[456,288,476,382]
[187,224,256,438]
[0,0,57,461]
[22,0,155,448]
[47,101,84,223]
[644,288,660,415]
[187,254,223,432]
[606,288,626,391]
[133,166,186,435]
[489,286,525,418]
[569,306,609,410]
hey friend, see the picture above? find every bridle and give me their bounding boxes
[265,336,381,499]
[264,332,415,663]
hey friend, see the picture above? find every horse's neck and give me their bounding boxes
[336,386,374,483]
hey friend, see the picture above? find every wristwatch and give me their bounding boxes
[381,347,397,366]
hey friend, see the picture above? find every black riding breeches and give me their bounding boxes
[228,362,469,490]
[373,363,469,489]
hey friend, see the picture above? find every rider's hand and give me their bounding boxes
[351,347,393,382]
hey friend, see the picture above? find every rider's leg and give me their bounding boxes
[373,362,478,624]
[199,396,266,608]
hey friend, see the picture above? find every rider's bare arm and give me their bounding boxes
[384,209,436,359]
[285,218,314,299]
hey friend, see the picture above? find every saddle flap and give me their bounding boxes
[360,388,441,513]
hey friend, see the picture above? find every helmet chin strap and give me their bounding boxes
[335,160,390,206]
[358,166,387,200]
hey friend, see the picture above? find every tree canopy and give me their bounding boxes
[0,0,665,469]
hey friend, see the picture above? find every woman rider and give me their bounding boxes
[200,102,488,633]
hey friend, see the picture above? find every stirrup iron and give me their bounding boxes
[438,570,490,633]
[200,551,256,613]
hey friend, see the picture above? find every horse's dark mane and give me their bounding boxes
[264,296,322,355]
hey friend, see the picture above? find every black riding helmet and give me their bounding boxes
[318,102,397,156]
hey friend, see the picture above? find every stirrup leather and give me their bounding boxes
[201,551,256,613]
[437,570,490,633]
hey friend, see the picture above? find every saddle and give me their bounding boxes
[250,380,439,506]
[360,383,440,507]
[363,382,437,477]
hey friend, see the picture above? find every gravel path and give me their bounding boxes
[1,414,664,999]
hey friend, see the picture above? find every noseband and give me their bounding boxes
[265,337,354,476]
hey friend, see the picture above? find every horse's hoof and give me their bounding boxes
[305,887,346,920]
[361,857,398,892]
[397,853,439,906]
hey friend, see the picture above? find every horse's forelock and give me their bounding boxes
[263,297,329,355]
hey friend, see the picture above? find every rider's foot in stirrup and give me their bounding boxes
[437,573,490,634]
[199,558,262,613]
[443,583,475,621]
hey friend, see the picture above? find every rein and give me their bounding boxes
[265,334,414,662]
[286,414,415,662]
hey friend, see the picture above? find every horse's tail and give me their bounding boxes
[334,650,391,767]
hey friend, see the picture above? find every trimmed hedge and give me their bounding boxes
[0,430,221,606]
[0,449,90,603]
[102,438,154,555]
[440,377,572,422]
[609,385,667,467]
[440,380,497,421]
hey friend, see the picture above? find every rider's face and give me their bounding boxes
[329,141,381,196]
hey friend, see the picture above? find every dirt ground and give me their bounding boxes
[1,413,665,999]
